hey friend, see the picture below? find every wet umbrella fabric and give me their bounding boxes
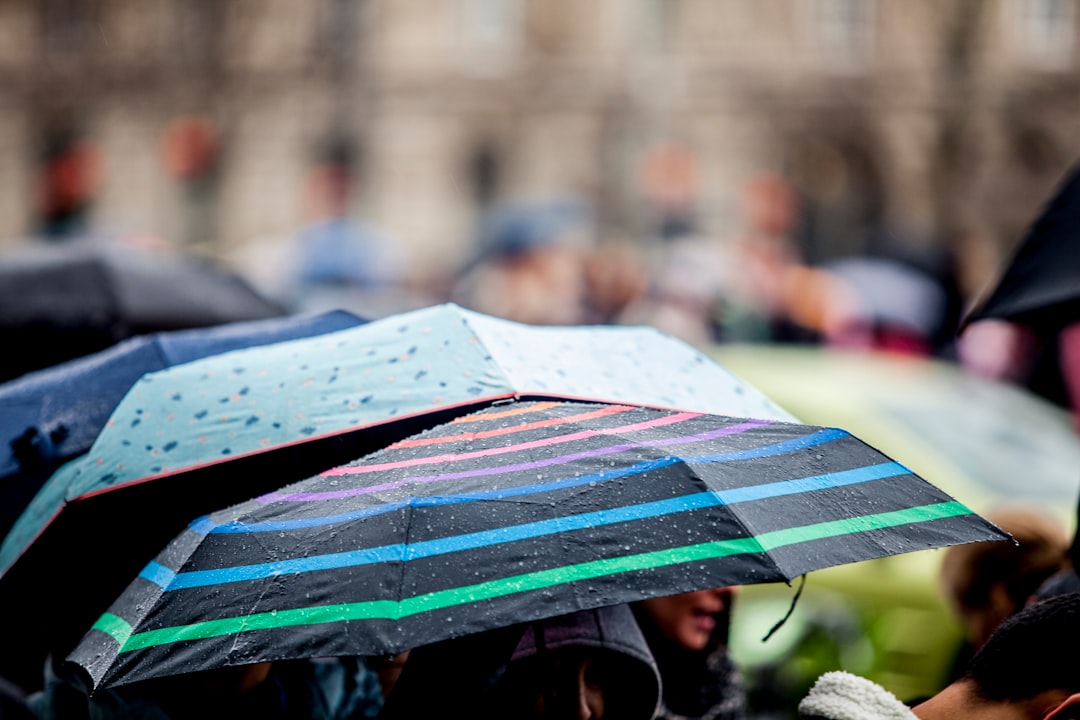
[0,243,284,382]
[964,162,1080,334]
[71,400,1005,690]
[0,303,792,690]
[0,310,365,542]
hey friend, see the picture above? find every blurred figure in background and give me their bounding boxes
[451,200,591,325]
[617,229,729,346]
[288,141,407,319]
[162,115,222,255]
[613,139,733,345]
[820,255,949,357]
[1034,495,1080,601]
[938,507,1068,678]
[959,318,1080,432]
[582,239,651,325]
[717,172,820,346]
[36,131,102,242]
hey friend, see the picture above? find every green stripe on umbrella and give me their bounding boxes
[107,500,971,654]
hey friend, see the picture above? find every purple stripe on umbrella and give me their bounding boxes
[259,419,773,503]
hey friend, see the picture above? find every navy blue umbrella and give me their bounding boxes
[0,310,366,544]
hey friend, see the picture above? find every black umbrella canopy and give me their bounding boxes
[70,400,1006,691]
[964,162,1080,334]
[0,242,283,382]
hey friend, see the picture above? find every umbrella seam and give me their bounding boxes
[689,464,785,580]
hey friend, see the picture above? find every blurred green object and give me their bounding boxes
[711,344,1080,717]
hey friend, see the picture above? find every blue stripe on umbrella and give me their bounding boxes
[145,460,907,591]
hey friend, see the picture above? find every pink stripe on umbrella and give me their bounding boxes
[260,418,771,503]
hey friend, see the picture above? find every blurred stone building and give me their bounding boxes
[1,0,1079,301]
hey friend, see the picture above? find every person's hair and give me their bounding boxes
[962,592,1080,701]
[940,506,1067,612]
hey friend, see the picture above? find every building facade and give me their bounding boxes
[1,0,1079,301]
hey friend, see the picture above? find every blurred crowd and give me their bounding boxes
[7,127,1080,720]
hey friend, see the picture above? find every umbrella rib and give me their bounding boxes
[395,498,415,613]
[675,458,785,581]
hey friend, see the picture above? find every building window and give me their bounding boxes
[42,0,92,59]
[1016,0,1076,68]
[316,0,358,67]
[638,0,678,53]
[460,0,522,55]
[175,0,223,67]
[467,141,501,208]
[813,0,876,71]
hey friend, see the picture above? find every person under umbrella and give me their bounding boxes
[379,603,661,720]
[798,591,1080,720]
[632,587,748,720]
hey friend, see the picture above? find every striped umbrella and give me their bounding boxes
[72,400,1006,690]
